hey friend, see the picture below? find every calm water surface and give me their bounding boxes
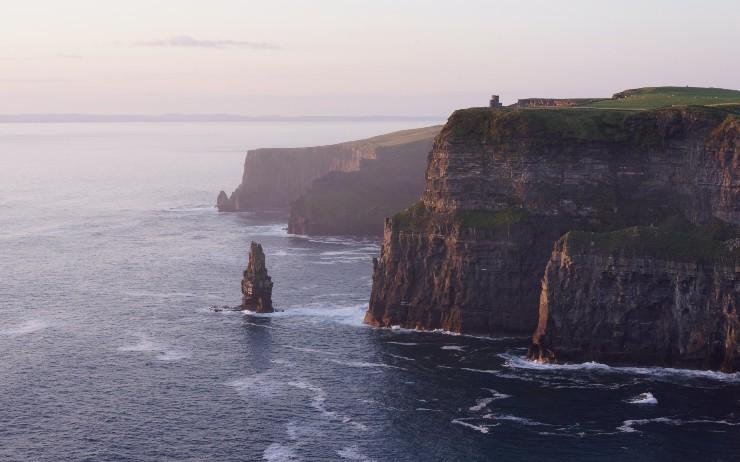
[1,122,739,462]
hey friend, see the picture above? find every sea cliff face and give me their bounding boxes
[287,136,434,236]
[366,105,739,341]
[217,126,440,213]
[529,228,739,371]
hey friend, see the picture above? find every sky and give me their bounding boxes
[1,0,739,116]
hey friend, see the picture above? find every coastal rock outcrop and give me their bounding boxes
[366,103,739,342]
[241,242,274,313]
[217,126,440,214]
[287,133,435,236]
[529,227,739,371]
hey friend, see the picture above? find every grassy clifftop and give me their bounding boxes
[445,103,738,145]
[586,86,740,110]
[563,221,739,263]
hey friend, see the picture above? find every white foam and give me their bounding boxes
[284,345,339,356]
[387,354,415,362]
[441,345,465,351]
[483,388,512,400]
[500,353,740,383]
[2,319,50,336]
[486,414,550,426]
[460,367,500,375]
[627,392,658,405]
[469,388,511,412]
[245,303,368,327]
[116,336,190,361]
[262,443,301,461]
[451,418,497,434]
[337,445,376,462]
[618,417,740,433]
[328,359,406,370]
[385,341,418,346]
[469,398,495,412]
[618,417,680,433]
[227,372,283,399]
[288,380,367,431]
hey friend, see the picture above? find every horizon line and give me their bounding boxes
[0,113,445,123]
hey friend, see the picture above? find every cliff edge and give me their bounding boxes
[366,100,739,353]
[217,126,440,213]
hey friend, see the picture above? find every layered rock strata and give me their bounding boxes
[366,105,739,342]
[529,227,739,371]
[241,242,274,313]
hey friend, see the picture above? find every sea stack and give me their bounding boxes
[241,241,274,313]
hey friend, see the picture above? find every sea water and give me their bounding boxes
[1,121,738,461]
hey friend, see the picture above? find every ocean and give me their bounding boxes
[1,121,739,461]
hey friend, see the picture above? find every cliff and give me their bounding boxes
[217,126,440,212]
[366,103,739,340]
[529,226,739,371]
[287,135,435,236]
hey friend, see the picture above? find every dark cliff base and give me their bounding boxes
[366,96,739,370]
[529,226,739,371]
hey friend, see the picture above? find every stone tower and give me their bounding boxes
[489,95,503,108]
[241,241,274,313]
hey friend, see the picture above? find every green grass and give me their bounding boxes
[564,222,739,263]
[586,86,740,110]
[454,208,529,230]
[392,202,530,233]
[445,103,737,149]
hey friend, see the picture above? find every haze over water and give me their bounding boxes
[2,122,739,461]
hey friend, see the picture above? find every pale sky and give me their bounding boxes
[2,0,738,116]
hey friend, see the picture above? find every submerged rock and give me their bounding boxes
[241,242,274,313]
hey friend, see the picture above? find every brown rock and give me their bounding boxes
[241,242,274,313]
[367,105,739,338]
[529,228,739,371]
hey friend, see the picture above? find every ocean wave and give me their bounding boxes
[441,345,465,351]
[117,336,191,361]
[460,367,500,375]
[263,443,301,462]
[500,353,740,383]
[288,380,368,431]
[336,445,376,462]
[226,372,283,399]
[244,303,368,327]
[626,392,658,405]
[469,389,511,412]
[618,417,740,433]
[328,359,406,370]
[284,345,339,356]
[484,414,550,426]
[451,418,498,434]
[2,319,51,336]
